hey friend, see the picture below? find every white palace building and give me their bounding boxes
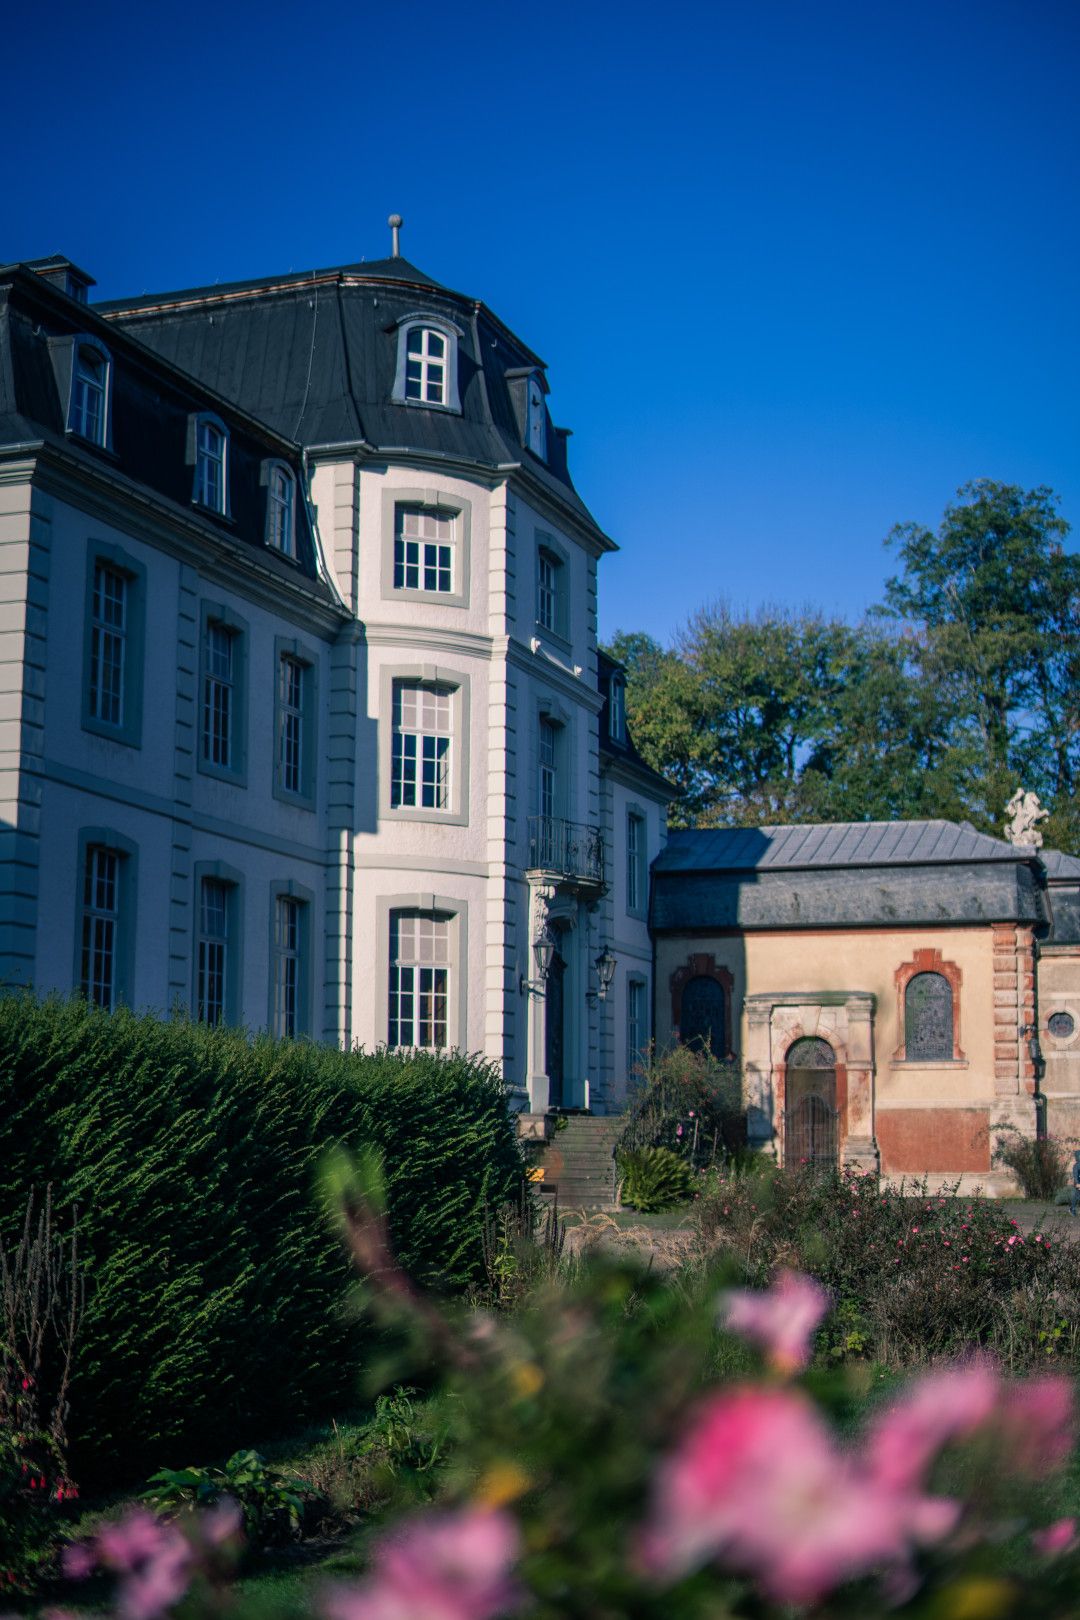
[0,234,672,1116]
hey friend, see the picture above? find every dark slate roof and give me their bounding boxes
[1041,848,1080,882]
[654,820,1026,874]
[97,257,612,545]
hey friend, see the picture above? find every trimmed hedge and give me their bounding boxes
[0,994,524,1488]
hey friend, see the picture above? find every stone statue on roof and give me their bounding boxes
[1004,788,1049,848]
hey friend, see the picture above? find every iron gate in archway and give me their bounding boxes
[782,1036,840,1166]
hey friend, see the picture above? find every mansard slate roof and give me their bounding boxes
[597,649,675,799]
[651,820,1049,932]
[97,255,612,544]
[0,262,334,602]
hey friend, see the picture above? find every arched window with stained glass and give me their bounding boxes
[679,975,726,1058]
[904,971,953,1061]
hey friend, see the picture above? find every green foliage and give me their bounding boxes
[993,1128,1071,1201]
[143,1449,309,1545]
[0,1425,74,1591]
[608,481,1080,848]
[620,1042,743,1164]
[617,1146,695,1213]
[700,1165,1080,1368]
[0,993,524,1488]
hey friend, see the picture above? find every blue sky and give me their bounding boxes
[8,0,1078,643]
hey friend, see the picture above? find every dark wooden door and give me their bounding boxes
[545,947,566,1107]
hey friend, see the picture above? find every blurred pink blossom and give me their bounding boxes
[720,1270,829,1372]
[1033,1518,1079,1557]
[639,1385,954,1604]
[321,1508,522,1620]
[868,1364,999,1492]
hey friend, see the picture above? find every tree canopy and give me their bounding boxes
[606,481,1080,851]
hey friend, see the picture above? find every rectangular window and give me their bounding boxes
[537,551,557,633]
[278,656,304,796]
[627,812,645,912]
[80,846,120,1010]
[628,978,647,1069]
[391,681,452,810]
[609,678,626,743]
[393,506,454,594]
[405,327,446,405]
[267,466,296,556]
[539,718,557,820]
[273,895,303,1038]
[197,877,229,1026]
[89,563,127,727]
[202,622,235,769]
[388,911,449,1050]
[195,420,226,512]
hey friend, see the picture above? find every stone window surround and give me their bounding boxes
[669,952,736,1062]
[535,531,572,654]
[73,825,138,1009]
[380,487,472,608]
[891,947,965,1064]
[272,634,318,811]
[625,802,648,920]
[197,599,249,789]
[743,991,877,1172]
[376,892,469,1053]
[192,859,245,1027]
[390,313,464,414]
[81,539,147,749]
[268,878,314,1038]
[379,663,471,827]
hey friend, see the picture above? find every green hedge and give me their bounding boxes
[0,994,524,1488]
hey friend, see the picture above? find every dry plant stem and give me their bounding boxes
[1,1188,85,1458]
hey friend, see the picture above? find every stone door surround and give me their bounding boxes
[744,990,878,1172]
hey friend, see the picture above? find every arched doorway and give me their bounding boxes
[679,975,727,1058]
[783,1036,838,1166]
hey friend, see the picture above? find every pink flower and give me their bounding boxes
[868,1364,1000,1492]
[1033,1518,1079,1557]
[999,1378,1074,1475]
[639,1386,951,1604]
[321,1508,521,1620]
[64,1510,194,1620]
[720,1270,829,1373]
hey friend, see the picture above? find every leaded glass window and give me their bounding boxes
[680,975,726,1058]
[904,971,953,1061]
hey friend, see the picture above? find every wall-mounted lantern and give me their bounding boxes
[520,933,555,997]
[593,943,617,1002]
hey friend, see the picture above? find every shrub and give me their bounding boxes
[0,994,524,1488]
[619,1043,744,1166]
[617,1146,695,1212]
[994,1126,1071,1200]
[699,1164,1080,1370]
[143,1449,310,1546]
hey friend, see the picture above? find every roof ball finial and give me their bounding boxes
[388,214,403,258]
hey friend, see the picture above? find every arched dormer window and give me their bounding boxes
[391,314,463,413]
[189,413,229,516]
[68,338,112,448]
[263,460,297,557]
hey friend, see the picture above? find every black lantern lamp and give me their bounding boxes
[593,943,617,1002]
[520,933,555,997]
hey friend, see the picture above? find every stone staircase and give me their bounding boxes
[529,1115,625,1209]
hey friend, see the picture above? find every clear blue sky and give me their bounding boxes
[8,0,1078,644]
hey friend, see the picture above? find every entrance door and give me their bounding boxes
[545,947,566,1107]
[783,1037,839,1165]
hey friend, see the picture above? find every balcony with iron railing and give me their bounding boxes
[526,816,605,889]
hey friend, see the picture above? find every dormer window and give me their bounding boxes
[609,677,626,744]
[526,376,547,461]
[68,340,111,447]
[265,462,297,557]
[392,315,463,412]
[193,415,228,514]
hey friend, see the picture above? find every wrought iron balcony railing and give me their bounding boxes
[527,816,605,887]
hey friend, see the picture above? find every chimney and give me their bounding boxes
[27,255,96,304]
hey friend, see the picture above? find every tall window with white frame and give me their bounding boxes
[405,328,446,404]
[537,550,558,634]
[71,346,107,444]
[80,845,120,1010]
[202,621,236,769]
[267,465,296,556]
[273,895,303,1038]
[88,562,127,727]
[195,420,227,512]
[539,718,558,821]
[388,911,449,1050]
[278,656,305,796]
[627,811,645,912]
[627,978,647,1073]
[394,506,454,593]
[197,878,229,1026]
[391,682,452,810]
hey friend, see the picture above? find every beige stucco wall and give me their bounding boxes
[1038,945,1080,1142]
[655,924,1037,1185]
